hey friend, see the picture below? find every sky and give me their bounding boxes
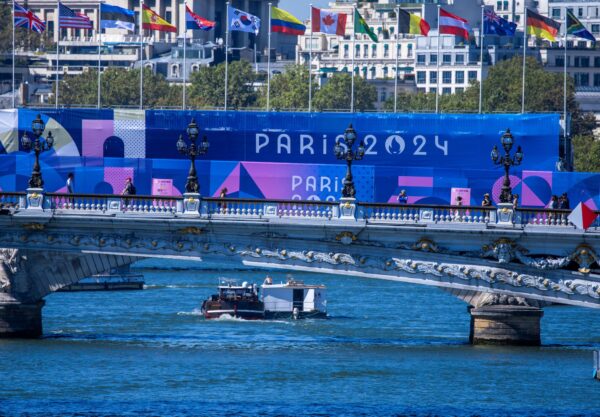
[279,0,330,20]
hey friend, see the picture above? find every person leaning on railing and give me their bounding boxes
[481,193,492,207]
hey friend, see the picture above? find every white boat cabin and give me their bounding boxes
[261,279,326,315]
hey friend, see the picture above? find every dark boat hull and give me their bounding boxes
[264,310,327,320]
[58,281,144,292]
[202,300,265,320]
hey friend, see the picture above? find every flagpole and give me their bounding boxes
[351,3,356,113]
[266,2,271,111]
[308,3,312,113]
[563,12,568,160]
[393,7,399,113]
[97,27,101,109]
[183,29,186,109]
[521,7,527,114]
[224,1,229,111]
[435,5,440,114]
[12,0,15,108]
[254,35,257,73]
[479,5,484,114]
[139,0,144,110]
[55,0,60,109]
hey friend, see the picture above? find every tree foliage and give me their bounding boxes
[55,67,181,107]
[188,60,257,109]
[572,135,600,172]
[257,65,315,111]
[313,73,377,112]
[0,1,54,55]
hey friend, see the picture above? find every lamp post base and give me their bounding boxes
[182,192,201,215]
[26,188,45,210]
[339,197,357,220]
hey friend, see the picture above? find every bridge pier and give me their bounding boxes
[469,305,543,346]
[0,299,45,338]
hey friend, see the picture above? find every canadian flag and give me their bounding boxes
[567,202,599,230]
[311,7,347,36]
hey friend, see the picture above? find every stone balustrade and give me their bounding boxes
[1,190,599,231]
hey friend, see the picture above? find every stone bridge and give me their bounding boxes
[1,189,599,344]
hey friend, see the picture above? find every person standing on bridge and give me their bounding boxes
[481,193,492,207]
[397,190,408,204]
[121,177,136,208]
[66,173,75,194]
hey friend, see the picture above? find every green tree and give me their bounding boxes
[188,60,257,109]
[54,67,182,107]
[572,134,600,172]
[313,73,376,112]
[257,65,315,111]
[0,1,54,55]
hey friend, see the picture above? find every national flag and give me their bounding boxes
[311,7,347,36]
[142,4,176,32]
[483,8,516,36]
[228,5,260,35]
[59,2,93,29]
[13,2,46,33]
[567,10,596,42]
[439,8,471,40]
[271,6,305,36]
[185,5,214,30]
[397,8,430,36]
[567,202,599,230]
[100,3,135,32]
[527,8,560,41]
[354,9,377,42]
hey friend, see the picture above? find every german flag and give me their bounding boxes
[526,8,560,41]
[397,8,430,36]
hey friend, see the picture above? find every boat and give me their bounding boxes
[201,278,264,320]
[262,276,327,319]
[200,276,327,320]
[58,266,144,292]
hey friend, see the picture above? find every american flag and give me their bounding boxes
[14,2,46,33]
[59,2,93,29]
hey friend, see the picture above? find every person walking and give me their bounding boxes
[397,190,408,204]
[550,195,559,209]
[121,177,136,208]
[559,192,570,210]
[66,173,75,194]
[512,194,519,210]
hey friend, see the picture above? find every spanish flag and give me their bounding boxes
[397,8,430,36]
[526,8,560,41]
[271,6,305,36]
[142,4,176,32]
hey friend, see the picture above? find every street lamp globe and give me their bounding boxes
[344,124,357,147]
[200,135,209,153]
[501,128,513,152]
[186,118,199,140]
[490,145,499,162]
[21,132,31,150]
[45,131,54,148]
[176,134,187,154]
[514,146,523,164]
[32,114,45,137]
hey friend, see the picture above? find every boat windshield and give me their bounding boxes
[219,287,257,301]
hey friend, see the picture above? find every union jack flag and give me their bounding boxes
[14,2,46,33]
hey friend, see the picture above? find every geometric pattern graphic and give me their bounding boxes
[114,109,146,158]
[104,167,135,195]
[82,120,113,157]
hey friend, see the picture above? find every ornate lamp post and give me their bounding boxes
[176,118,209,193]
[21,114,54,189]
[334,123,365,199]
[491,128,523,203]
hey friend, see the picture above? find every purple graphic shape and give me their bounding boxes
[522,171,552,207]
[104,167,134,195]
[242,162,319,200]
[83,120,114,157]
[398,176,434,187]
[585,198,598,211]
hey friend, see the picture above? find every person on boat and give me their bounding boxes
[263,275,273,285]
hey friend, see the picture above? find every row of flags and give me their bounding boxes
[12,1,597,46]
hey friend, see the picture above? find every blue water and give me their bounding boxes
[1,260,600,416]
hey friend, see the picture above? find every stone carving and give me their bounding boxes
[481,238,516,263]
[22,223,45,231]
[335,231,357,245]
[477,293,533,307]
[413,238,440,253]
[177,227,204,235]
[570,244,599,274]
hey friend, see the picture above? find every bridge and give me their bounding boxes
[0,189,599,345]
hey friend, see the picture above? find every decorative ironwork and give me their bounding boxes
[491,128,523,203]
[21,114,54,189]
[334,124,365,198]
[176,118,209,193]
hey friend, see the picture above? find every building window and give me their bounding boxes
[578,7,583,17]
[574,56,581,67]
[407,44,413,57]
[594,74,600,86]
[442,87,451,95]
[371,44,377,58]
[575,73,589,86]
[468,70,478,81]
[455,54,464,64]
[556,56,565,67]
[355,44,360,58]
[592,24,600,34]
[503,1,508,11]
[552,8,561,18]
[496,1,502,10]
[581,57,590,67]
[384,44,389,57]
[383,67,388,78]
[456,87,464,93]
[595,57,600,67]
[343,44,349,58]
[417,54,426,64]
[363,44,368,56]
[455,71,464,84]
[381,90,387,102]
[430,87,437,94]
[443,54,451,64]
[417,71,426,84]
[370,67,376,78]
[429,71,437,83]
[430,54,437,64]
[442,71,451,84]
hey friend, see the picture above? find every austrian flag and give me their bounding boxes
[439,8,471,40]
[311,7,347,36]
